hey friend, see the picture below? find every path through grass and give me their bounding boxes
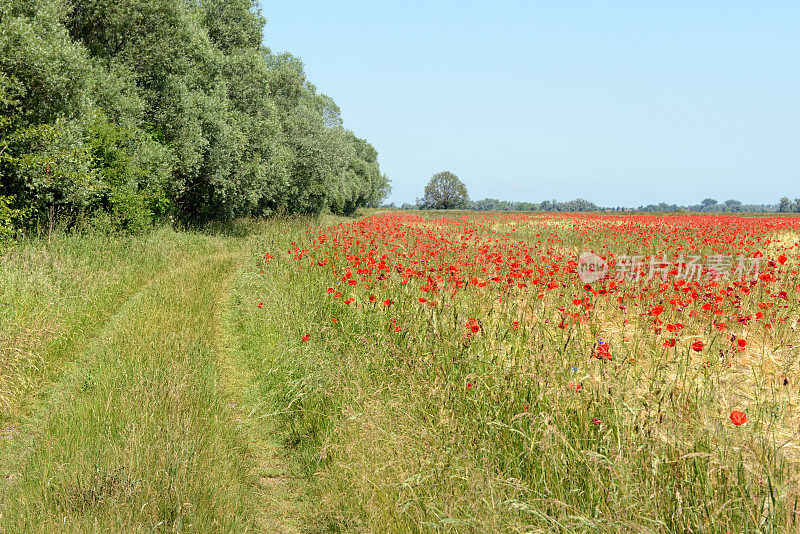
[0,222,316,531]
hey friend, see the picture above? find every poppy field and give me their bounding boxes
[255,211,800,532]
[2,213,799,531]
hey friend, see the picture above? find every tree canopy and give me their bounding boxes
[0,0,390,232]
[419,171,469,210]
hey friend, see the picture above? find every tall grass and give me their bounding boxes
[1,214,797,531]
[0,227,259,530]
[236,214,800,532]
[0,227,218,424]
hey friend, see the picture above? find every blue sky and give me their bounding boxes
[258,1,799,207]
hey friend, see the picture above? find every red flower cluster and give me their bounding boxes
[267,213,799,433]
[595,342,613,361]
[465,318,480,334]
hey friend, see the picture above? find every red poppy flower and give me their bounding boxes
[664,338,676,348]
[301,334,311,342]
[257,302,263,309]
[383,299,393,307]
[595,342,613,361]
[729,410,747,426]
[778,254,787,265]
[691,341,704,352]
[735,339,746,351]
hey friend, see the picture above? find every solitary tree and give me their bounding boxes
[420,171,469,210]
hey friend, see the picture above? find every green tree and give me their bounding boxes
[699,198,718,211]
[420,171,469,210]
[1,0,390,229]
[724,199,742,212]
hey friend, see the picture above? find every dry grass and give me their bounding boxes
[235,213,800,532]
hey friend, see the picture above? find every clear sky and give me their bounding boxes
[258,1,799,207]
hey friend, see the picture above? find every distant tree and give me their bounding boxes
[474,198,501,211]
[558,198,598,212]
[724,199,742,212]
[419,171,469,210]
[779,197,793,213]
[699,198,719,212]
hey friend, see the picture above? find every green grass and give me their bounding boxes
[2,213,797,532]
[0,228,218,424]
[0,221,319,531]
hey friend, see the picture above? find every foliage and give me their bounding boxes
[419,170,469,210]
[402,195,792,213]
[778,197,800,213]
[0,194,25,239]
[0,0,389,232]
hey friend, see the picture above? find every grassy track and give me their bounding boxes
[219,240,314,532]
[0,229,219,426]
[0,223,318,532]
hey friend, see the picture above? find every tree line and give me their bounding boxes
[389,172,795,213]
[396,197,600,212]
[397,172,601,212]
[396,197,793,213]
[633,198,797,213]
[0,0,390,235]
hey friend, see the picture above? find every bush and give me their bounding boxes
[0,195,29,240]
